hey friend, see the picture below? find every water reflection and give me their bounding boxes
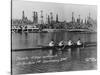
[67,48,71,57]
[44,47,73,58]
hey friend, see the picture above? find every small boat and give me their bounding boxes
[12,42,97,51]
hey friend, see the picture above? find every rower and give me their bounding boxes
[58,41,64,47]
[57,41,65,50]
[77,39,82,46]
[49,40,55,47]
[68,40,73,46]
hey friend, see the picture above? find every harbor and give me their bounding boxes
[11,9,97,33]
[11,1,97,75]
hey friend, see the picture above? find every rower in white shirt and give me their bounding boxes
[68,40,73,46]
[49,40,55,47]
[57,41,65,50]
[58,41,64,47]
[77,39,82,45]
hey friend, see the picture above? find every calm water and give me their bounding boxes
[12,32,96,49]
[12,32,97,75]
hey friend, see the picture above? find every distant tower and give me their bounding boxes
[46,14,48,24]
[78,15,80,20]
[33,11,36,23]
[40,10,44,24]
[77,15,80,24]
[85,18,87,24]
[72,12,75,23]
[33,11,38,24]
[87,12,91,25]
[48,15,50,24]
[88,12,91,19]
[36,12,38,24]
[50,12,53,23]
[56,14,59,23]
[22,11,25,20]
[81,19,83,24]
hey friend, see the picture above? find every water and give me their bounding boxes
[12,32,97,74]
[12,32,96,49]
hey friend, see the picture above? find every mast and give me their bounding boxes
[40,10,44,24]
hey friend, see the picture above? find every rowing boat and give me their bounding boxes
[12,42,97,51]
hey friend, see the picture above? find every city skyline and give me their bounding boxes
[12,0,97,22]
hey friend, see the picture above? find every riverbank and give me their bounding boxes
[11,26,96,33]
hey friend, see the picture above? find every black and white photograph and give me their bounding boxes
[11,0,97,75]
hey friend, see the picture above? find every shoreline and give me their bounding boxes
[11,28,97,33]
[42,29,97,33]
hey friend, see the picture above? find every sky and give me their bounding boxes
[12,0,97,22]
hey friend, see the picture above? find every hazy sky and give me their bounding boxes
[12,0,97,22]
